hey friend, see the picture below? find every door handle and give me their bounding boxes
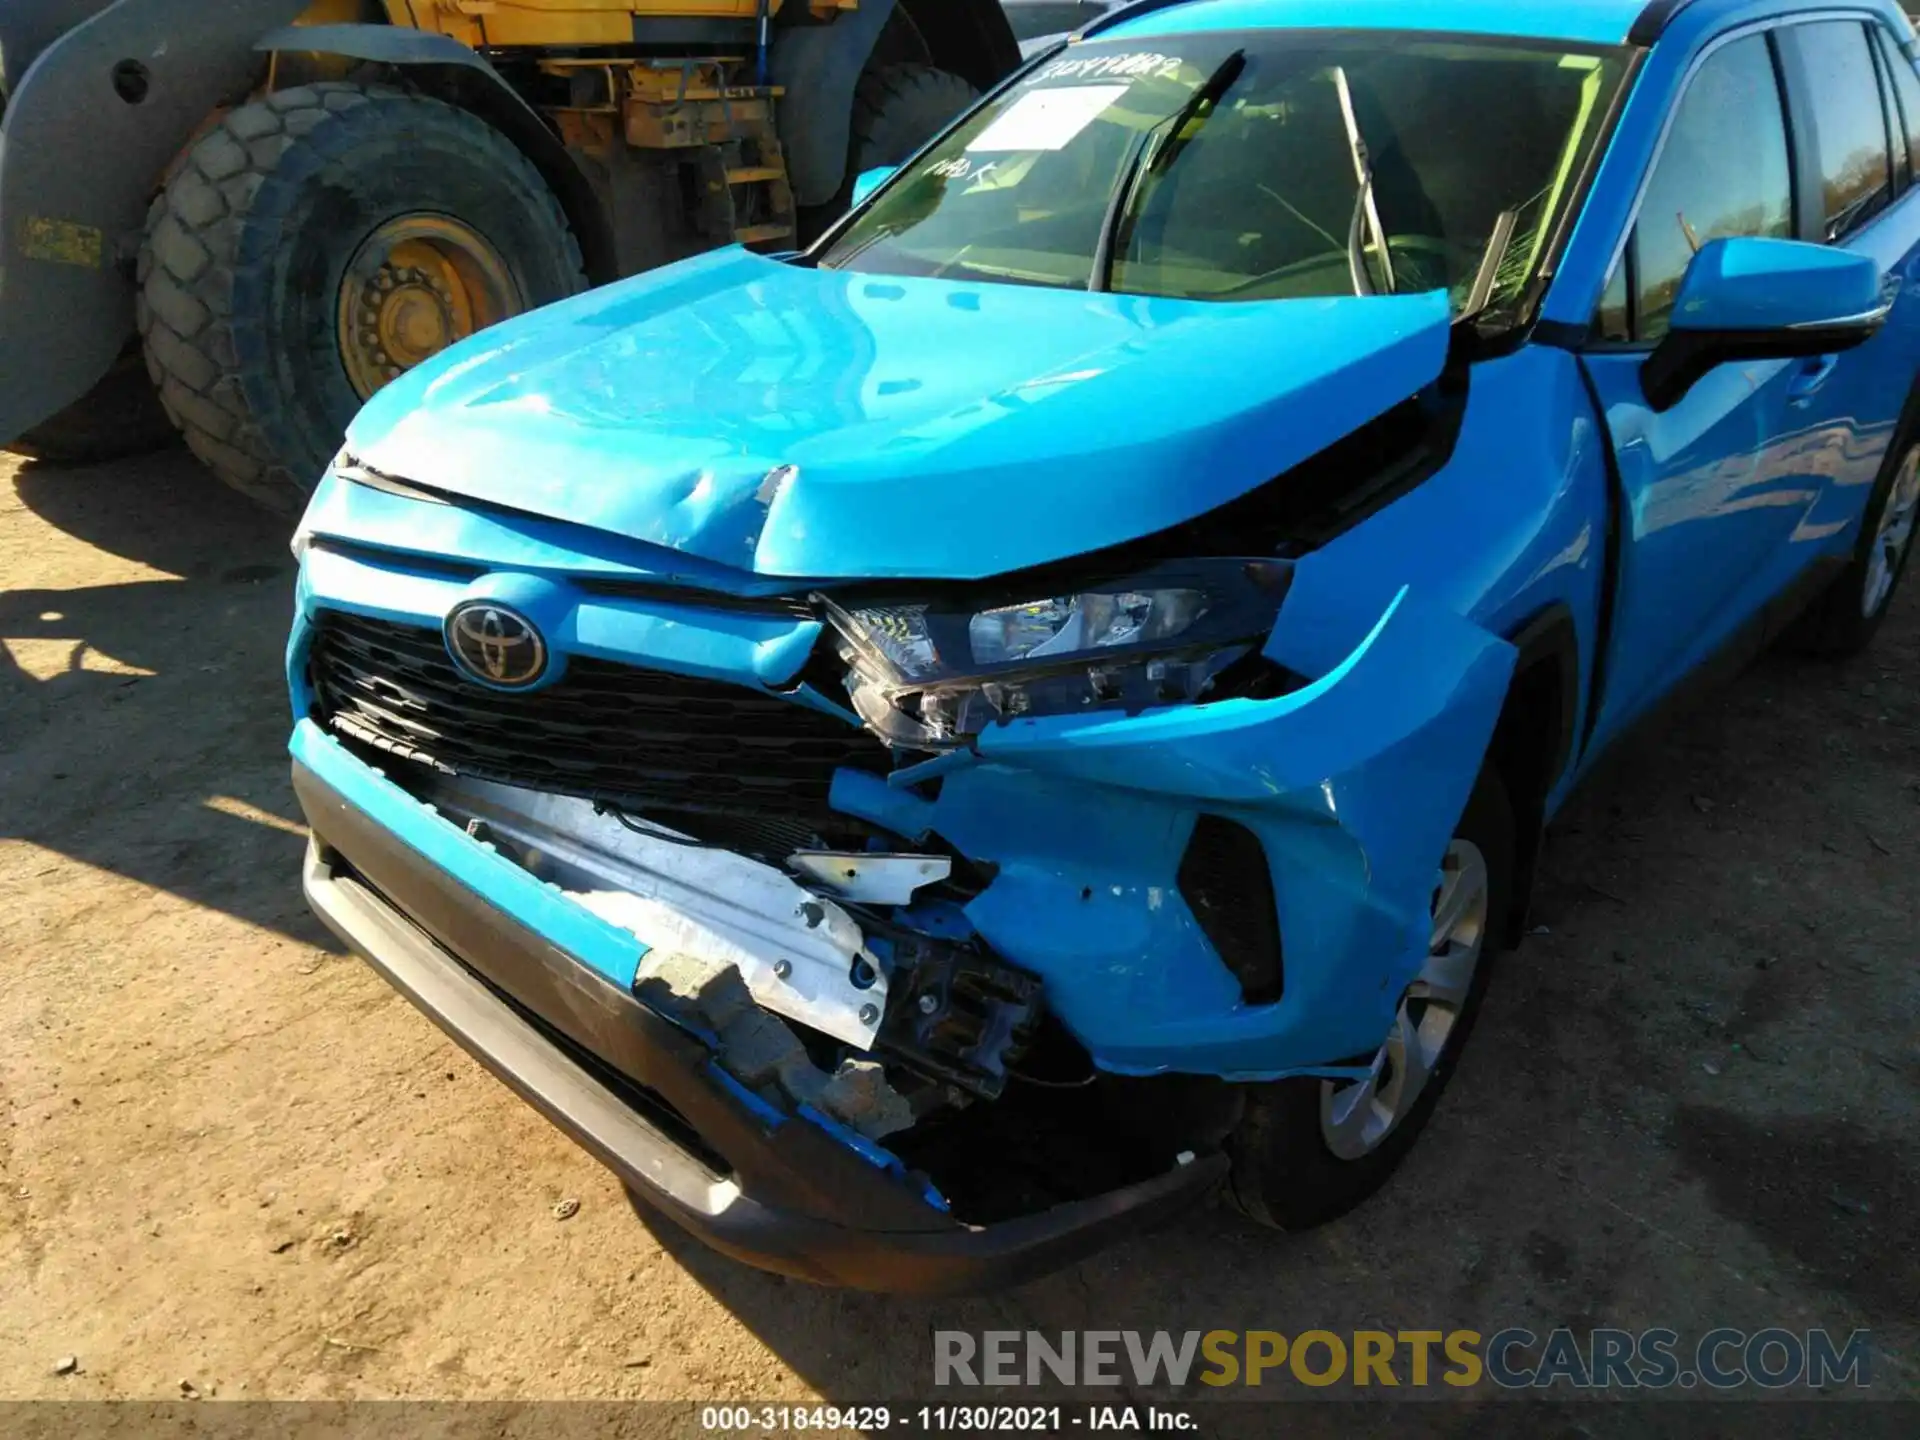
[1788,354,1839,406]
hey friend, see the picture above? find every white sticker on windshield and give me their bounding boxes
[965,83,1130,154]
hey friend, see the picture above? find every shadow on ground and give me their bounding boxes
[2,450,331,947]
[629,616,1920,1409]
[10,442,288,575]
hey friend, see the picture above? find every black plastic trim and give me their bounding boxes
[1178,816,1283,1006]
[1768,28,1821,247]
[1531,318,1592,350]
[1571,356,1627,756]
[1868,21,1911,197]
[573,576,817,618]
[1628,0,1698,48]
[1507,604,1582,793]
[1642,318,1886,413]
[293,758,1226,1294]
[307,538,482,582]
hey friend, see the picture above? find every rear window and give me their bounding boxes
[1789,20,1895,238]
[1872,23,1920,186]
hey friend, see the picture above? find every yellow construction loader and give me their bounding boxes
[0,0,1016,509]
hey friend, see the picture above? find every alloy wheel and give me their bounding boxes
[1863,445,1920,619]
[1320,838,1489,1161]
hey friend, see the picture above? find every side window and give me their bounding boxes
[1870,36,1912,192]
[1872,23,1920,185]
[1594,254,1632,342]
[1788,21,1895,238]
[1632,35,1794,342]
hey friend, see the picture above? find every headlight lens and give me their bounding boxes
[839,604,943,679]
[969,588,1209,666]
[826,559,1292,748]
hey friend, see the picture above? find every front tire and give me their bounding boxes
[1227,769,1513,1231]
[137,83,586,513]
[1787,439,1920,658]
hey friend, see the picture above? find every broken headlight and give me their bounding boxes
[825,558,1292,749]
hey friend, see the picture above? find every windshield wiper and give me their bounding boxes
[1090,48,1247,292]
[1459,208,1521,323]
[1333,65,1395,298]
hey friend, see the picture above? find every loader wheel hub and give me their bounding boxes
[337,215,519,399]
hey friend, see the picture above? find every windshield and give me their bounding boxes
[817,31,1629,327]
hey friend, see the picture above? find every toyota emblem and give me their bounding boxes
[444,602,547,689]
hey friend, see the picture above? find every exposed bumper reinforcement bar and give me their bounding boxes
[294,755,1227,1294]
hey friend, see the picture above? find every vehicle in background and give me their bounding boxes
[287,0,1920,1290]
[1002,0,1122,57]
[0,0,1016,510]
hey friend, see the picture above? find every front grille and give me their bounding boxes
[308,611,891,828]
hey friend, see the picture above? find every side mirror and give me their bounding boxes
[852,165,897,208]
[1642,237,1890,412]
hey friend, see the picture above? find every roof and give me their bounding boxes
[1095,0,1677,47]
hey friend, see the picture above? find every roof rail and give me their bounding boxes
[1082,0,1700,47]
[1080,0,1201,40]
[1628,0,1700,46]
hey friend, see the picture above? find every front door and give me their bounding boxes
[1775,17,1920,550]
[1579,30,1827,747]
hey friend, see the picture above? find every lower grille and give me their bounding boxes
[308,611,890,835]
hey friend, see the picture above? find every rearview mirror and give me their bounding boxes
[852,165,897,208]
[1642,237,1889,412]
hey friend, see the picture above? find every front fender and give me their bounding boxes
[933,571,1516,1077]
[0,0,308,443]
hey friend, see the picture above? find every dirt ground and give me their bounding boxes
[1,444,1916,1413]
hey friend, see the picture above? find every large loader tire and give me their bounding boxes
[7,350,174,465]
[138,83,586,513]
[796,63,980,242]
[850,64,981,174]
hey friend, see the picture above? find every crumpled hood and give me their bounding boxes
[345,248,1452,580]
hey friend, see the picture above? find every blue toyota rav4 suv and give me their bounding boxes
[288,0,1920,1292]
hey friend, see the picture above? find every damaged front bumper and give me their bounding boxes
[293,728,1225,1293]
[287,515,1520,1285]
